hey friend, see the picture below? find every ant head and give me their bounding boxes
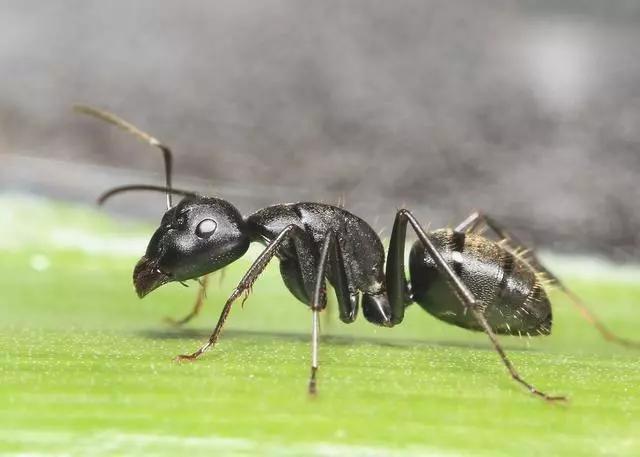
[133,196,250,297]
[74,105,250,297]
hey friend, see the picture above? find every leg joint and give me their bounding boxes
[396,208,411,218]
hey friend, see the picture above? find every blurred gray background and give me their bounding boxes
[1,1,640,259]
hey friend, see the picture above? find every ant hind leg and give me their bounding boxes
[396,209,565,401]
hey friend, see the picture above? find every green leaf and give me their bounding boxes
[1,196,638,456]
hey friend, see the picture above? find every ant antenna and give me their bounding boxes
[74,104,175,210]
[97,185,197,206]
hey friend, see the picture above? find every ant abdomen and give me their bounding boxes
[408,229,553,336]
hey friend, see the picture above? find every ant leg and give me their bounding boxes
[164,274,210,326]
[331,237,359,324]
[308,234,331,395]
[396,209,565,401]
[176,224,308,361]
[458,212,640,349]
[308,232,356,394]
[384,208,416,325]
[454,211,484,234]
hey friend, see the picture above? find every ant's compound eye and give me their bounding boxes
[195,219,217,238]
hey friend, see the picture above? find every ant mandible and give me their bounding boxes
[75,105,639,401]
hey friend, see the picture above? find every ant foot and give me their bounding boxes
[174,353,199,363]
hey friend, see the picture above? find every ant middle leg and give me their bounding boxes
[308,235,331,395]
[307,231,356,395]
[391,209,566,401]
[457,211,640,349]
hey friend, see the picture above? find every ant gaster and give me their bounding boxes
[75,105,639,401]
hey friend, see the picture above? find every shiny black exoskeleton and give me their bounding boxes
[77,105,639,402]
[137,197,553,333]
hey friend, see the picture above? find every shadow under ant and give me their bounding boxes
[137,327,542,353]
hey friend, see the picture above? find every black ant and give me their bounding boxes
[75,105,639,401]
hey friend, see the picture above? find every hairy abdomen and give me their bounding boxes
[408,229,552,336]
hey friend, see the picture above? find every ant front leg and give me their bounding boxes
[395,209,566,402]
[457,211,640,349]
[164,274,210,326]
[176,224,307,361]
